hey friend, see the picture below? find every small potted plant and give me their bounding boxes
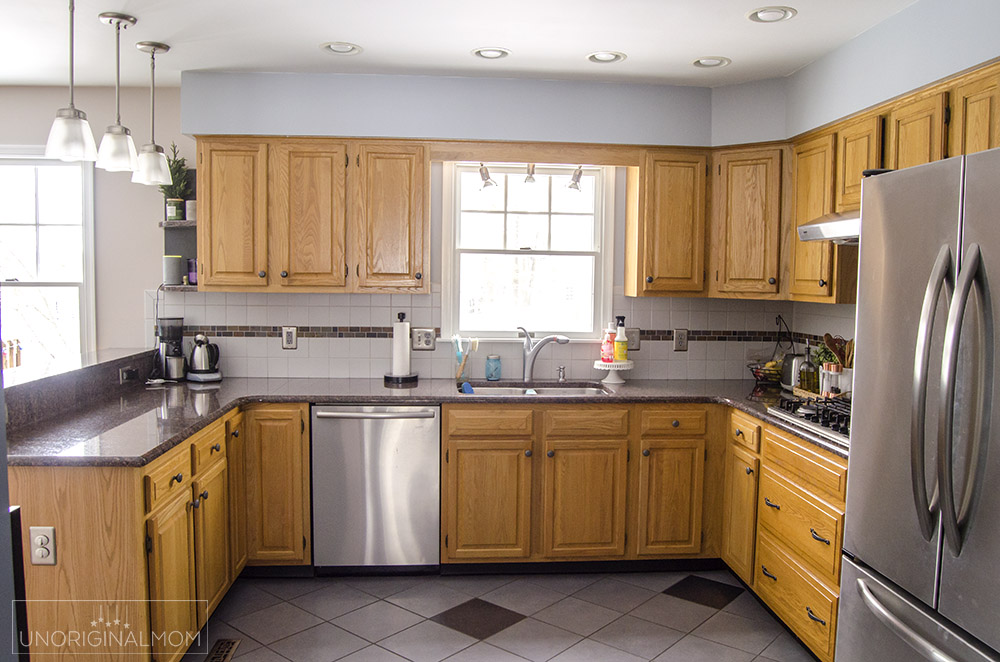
[160,143,192,221]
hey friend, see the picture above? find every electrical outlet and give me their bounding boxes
[29,526,55,565]
[411,328,436,351]
[119,366,138,384]
[625,328,641,351]
[674,328,689,352]
[281,326,298,350]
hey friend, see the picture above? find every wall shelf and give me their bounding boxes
[159,219,197,228]
[162,284,198,292]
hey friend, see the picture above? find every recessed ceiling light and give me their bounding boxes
[587,51,627,64]
[472,47,511,60]
[321,42,362,56]
[748,6,797,22]
[693,56,732,68]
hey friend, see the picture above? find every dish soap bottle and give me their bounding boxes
[601,321,616,363]
[799,341,820,393]
[613,315,628,362]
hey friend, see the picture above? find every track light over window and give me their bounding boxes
[525,163,536,184]
[568,166,584,191]
[479,163,497,189]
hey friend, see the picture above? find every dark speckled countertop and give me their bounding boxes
[6,378,845,467]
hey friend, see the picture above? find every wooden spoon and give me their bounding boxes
[824,333,847,365]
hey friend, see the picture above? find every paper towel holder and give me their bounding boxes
[386,311,418,387]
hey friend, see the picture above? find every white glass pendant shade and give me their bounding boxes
[132,144,172,185]
[97,125,138,171]
[46,107,97,162]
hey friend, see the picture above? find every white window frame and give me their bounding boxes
[0,145,97,356]
[441,162,614,340]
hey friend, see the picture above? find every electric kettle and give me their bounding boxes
[188,334,222,382]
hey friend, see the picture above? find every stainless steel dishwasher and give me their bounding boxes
[311,404,440,569]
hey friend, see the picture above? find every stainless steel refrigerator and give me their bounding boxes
[839,147,1000,661]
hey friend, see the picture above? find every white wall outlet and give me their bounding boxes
[674,328,689,352]
[29,526,55,565]
[281,326,298,350]
[625,328,641,351]
[411,328,436,351]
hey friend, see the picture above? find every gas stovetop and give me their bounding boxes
[766,395,851,449]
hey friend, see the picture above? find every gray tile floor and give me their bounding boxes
[183,570,818,662]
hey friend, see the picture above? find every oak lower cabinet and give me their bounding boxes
[192,457,230,623]
[722,440,760,585]
[226,411,248,576]
[244,404,311,565]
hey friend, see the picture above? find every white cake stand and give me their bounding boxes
[594,359,634,384]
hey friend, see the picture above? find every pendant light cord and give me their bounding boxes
[149,51,156,144]
[68,0,75,109]
[114,21,121,125]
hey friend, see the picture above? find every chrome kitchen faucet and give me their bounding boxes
[518,326,570,382]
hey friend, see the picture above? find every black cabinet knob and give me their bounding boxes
[232,429,239,438]
[672,420,680,428]
[525,450,532,457]
[281,270,288,278]
[735,429,743,437]
[746,466,754,475]
[191,499,200,509]
[415,272,422,280]
[642,449,651,457]
[547,450,555,458]
[646,276,654,283]
[211,443,221,453]
[170,473,183,484]
[768,277,776,285]
[258,270,266,278]
[200,490,209,500]
[818,279,827,287]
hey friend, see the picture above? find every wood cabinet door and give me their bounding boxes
[270,141,349,288]
[541,439,627,557]
[227,413,248,576]
[640,151,707,293]
[886,93,948,169]
[636,437,705,556]
[445,440,533,559]
[193,458,230,625]
[790,135,835,297]
[146,490,198,662]
[952,75,1000,156]
[354,143,428,290]
[835,116,882,212]
[714,148,782,294]
[722,443,760,585]
[197,139,269,287]
[245,405,310,564]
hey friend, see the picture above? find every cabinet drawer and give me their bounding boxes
[758,469,843,584]
[763,427,848,503]
[144,445,193,514]
[755,531,838,662]
[730,410,761,452]
[543,409,628,438]
[640,408,707,436]
[191,424,227,475]
[446,408,533,437]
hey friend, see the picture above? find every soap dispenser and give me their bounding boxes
[601,321,616,363]
[613,315,628,362]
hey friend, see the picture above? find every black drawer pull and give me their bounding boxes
[211,443,221,453]
[764,497,780,510]
[810,528,831,545]
[806,607,826,626]
[170,473,183,485]
[745,466,754,475]
[761,565,777,581]
[735,428,743,437]
[671,420,680,428]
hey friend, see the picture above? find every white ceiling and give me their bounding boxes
[2,0,918,88]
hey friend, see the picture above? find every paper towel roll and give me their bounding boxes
[392,318,411,376]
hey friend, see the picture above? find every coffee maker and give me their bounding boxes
[155,317,185,379]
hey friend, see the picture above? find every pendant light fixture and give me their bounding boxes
[132,41,172,186]
[96,12,138,171]
[45,0,97,162]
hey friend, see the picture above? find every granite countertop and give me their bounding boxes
[6,378,845,467]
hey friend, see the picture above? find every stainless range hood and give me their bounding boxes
[797,211,860,245]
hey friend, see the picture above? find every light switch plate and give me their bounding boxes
[281,326,298,350]
[29,526,55,565]
[674,328,689,352]
[411,328,436,351]
[625,328,641,351]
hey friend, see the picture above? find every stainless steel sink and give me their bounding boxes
[460,384,610,396]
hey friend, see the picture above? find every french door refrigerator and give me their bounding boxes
[838,147,1000,661]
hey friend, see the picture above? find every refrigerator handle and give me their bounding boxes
[911,244,952,541]
[938,243,994,557]
[857,578,962,662]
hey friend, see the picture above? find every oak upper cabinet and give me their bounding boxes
[197,139,269,287]
[886,92,948,169]
[625,150,707,295]
[722,442,760,585]
[146,489,198,662]
[835,116,883,212]
[270,140,349,288]
[244,404,311,565]
[354,143,428,290]
[227,411,248,576]
[951,73,1000,156]
[790,135,836,298]
[711,148,782,295]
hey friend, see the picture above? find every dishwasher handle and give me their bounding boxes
[315,410,437,420]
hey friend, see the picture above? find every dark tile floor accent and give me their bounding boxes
[663,574,745,609]
[430,599,526,640]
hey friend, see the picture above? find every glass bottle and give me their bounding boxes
[799,341,820,393]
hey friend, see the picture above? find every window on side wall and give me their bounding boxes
[0,153,95,386]
[442,163,614,339]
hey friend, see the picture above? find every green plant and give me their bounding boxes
[813,344,838,365]
[158,143,192,200]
